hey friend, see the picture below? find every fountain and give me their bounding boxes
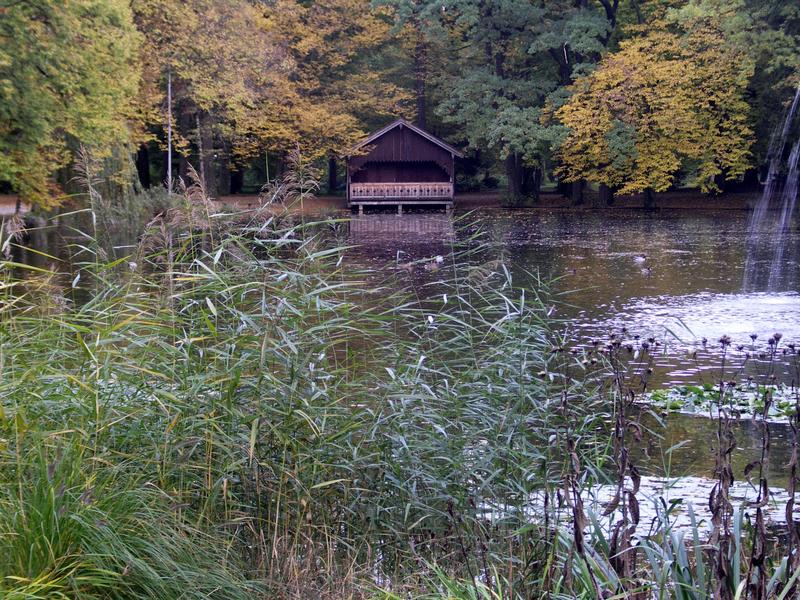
[743,85,800,291]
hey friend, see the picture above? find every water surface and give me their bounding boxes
[346,208,800,487]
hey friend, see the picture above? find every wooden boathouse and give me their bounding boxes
[346,119,462,213]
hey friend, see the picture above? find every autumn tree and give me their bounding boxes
[0,0,140,208]
[265,0,412,190]
[133,0,410,196]
[133,0,296,196]
[376,0,622,205]
[555,14,755,209]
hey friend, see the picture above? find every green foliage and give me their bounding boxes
[0,0,140,207]
[647,383,799,418]
[0,446,257,599]
[0,182,612,596]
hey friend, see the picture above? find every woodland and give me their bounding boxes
[1,0,799,209]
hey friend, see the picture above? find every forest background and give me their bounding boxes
[1,0,799,210]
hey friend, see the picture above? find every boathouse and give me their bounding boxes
[346,119,462,213]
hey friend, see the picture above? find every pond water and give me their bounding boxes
[345,208,800,495]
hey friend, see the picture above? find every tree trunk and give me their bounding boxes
[230,169,244,195]
[414,27,427,129]
[196,111,216,197]
[166,66,173,194]
[521,166,541,203]
[218,162,231,196]
[177,106,193,184]
[505,153,523,205]
[643,188,656,210]
[217,141,232,196]
[599,183,614,206]
[570,179,585,206]
[15,195,21,214]
[136,144,151,189]
[160,149,169,186]
[328,156,338,194]
[505,155,543,206]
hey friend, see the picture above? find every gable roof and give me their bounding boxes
[348,118,463,158]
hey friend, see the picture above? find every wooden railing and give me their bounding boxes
[350,182,453,200]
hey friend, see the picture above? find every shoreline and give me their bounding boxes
[0,190,759,217]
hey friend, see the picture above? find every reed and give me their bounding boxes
[5,167,800,599]
[0,171,613,598]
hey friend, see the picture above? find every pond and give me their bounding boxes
[345,208,800,509]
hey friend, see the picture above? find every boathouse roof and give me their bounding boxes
[347,119,463,158]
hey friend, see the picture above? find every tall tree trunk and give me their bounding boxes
[414,26,427,129]
[218,162,231,196]
[217,141,231,196]
[178,105,193,184]
[328,156,338,193]
[505,156,541,205]
[136,144,151,189]
[196,112,216,197]
[505,153,523,205]
[643,187,656,210]
[196,113,205,190]
[166,66,173,194]
[521,166,541,203]
[14,195,21,214]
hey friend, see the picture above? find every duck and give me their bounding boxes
[423,255,444,272]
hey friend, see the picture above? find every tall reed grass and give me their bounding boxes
[0,171,614,598]
[4,167,800,599]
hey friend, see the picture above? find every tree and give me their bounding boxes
[265,0,412,156]
[133,0,293,196]
[555,15,755,207]
[0,0,140,208]
[134,0,410,196]
[377,0,622,205]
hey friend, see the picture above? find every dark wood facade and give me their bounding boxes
[346,119,461,211]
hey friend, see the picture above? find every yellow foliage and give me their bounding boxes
[556,18,754,194]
